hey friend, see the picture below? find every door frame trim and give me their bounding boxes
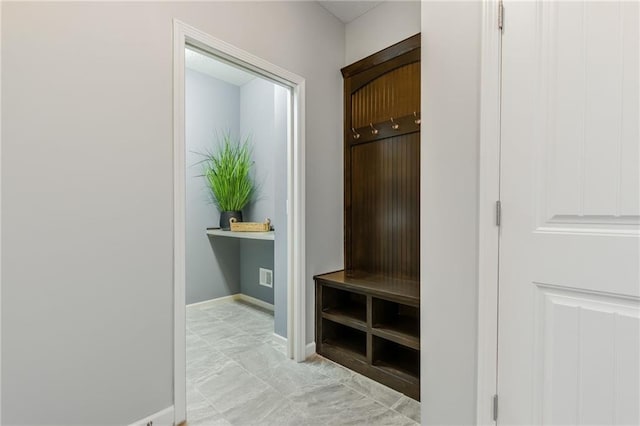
[476,1,502,424]
[172,20,307,425]
[0,3,3,422]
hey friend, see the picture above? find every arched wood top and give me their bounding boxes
[341,33,421,78]
[351,62,420,129]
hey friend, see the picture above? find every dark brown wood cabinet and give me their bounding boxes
[315,34,421,401]
[315,271,420,400]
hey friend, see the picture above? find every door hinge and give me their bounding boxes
[493,394,499,421]
[496,200,502,227]
[498,1,504,31]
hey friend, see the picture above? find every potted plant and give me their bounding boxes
[201,132,255,230]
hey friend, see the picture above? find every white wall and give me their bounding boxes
[421,2,482,425]
[345,1,421,65]
[1,2,344,424]
[185,69,241,304]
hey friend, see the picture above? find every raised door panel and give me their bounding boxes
[536,286,639,424]
[498,1,640,424]
[539,1,639,232]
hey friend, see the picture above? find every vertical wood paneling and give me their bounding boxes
[345,50,420,281]
[350,133,420,280]
[351,62,420,129]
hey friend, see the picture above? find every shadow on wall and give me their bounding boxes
[208,236,241,295]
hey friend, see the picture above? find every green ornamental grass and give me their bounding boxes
[202,132,255,212]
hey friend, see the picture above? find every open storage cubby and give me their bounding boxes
[321,318,367,360]
[372,336,420,380]
[372,298,419,350]
[322,285,366,328]
[315,271,420,400]
[315,34,421,401]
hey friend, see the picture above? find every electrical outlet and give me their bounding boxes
[259,268,273,288]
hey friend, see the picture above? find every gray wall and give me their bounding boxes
[241,78,276,223]
[240,240,275,305]
[272,86,288,337]
[186,69,241,304]
[239,78,288,335]
[1,2,344,424]
[238,78,275,309]
[421,2,481,425]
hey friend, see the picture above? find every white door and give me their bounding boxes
[498,1,639,424]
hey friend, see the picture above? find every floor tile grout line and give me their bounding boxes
[340,379,404,411]
[189,306,291,422]
[192,385,236,425]
[339,379,419,424]
[186,300,420,426]
[267,364,413,425]
[187,302,277,425]
[189,309,314,424]
[194,356,291,425]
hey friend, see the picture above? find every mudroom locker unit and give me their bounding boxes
[315,34,421,401]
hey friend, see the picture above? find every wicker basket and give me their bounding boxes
[229,217,271,232]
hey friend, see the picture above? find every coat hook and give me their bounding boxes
[390,117,399,130]
[413,111,421,125]
[351,127,360,140]
[370,123,379,135]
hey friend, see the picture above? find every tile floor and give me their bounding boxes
[186,298,421,425]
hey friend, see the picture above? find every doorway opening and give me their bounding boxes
[173,21,307,424]
[183,42,290,409]
[184,45,288,330]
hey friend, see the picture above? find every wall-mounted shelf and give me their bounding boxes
[206,228,275,241]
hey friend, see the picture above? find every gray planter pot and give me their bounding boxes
[219,211,242,231]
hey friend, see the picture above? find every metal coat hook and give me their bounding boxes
[390,117,399,130]
[351,127,360,140]
[413,111,421,125]
[370,123,379,135]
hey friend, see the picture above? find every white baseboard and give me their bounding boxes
[272,332,287,345]
[305,341,316,359]
[237,293,275,312]
[128,406,174,426]
[187,293,275,312]
[186,294,237,308]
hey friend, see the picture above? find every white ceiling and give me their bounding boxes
[317,1,383,24]
[185,48,256,87]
